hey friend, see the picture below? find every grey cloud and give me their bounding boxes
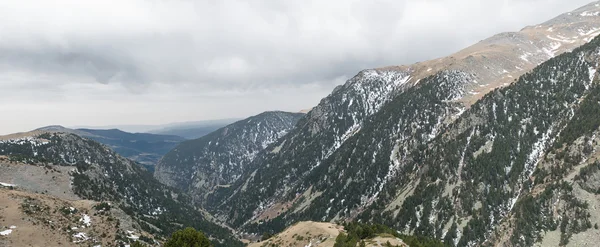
[0,48,145,84]
[0,0,596,134]
[0,0,591,88]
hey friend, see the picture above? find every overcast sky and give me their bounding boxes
[0,0,595,134]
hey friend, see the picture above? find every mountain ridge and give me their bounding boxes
[30,126,185,170]
[378,0,600,105]
[0,131,242,246]
[191,3,600,247]
[154,111,305,205]
[4,2,600,247]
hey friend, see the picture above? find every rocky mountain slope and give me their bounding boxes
[247,221,343,247]
[0,132,241,246]
[248,221,447,247]
[35,126,184,170]
[247,221,408,247]
[199,2,600,247]
[0,186,148,247]
[4,3,600,247]
[154,111,304,204]
[360,33,600,247]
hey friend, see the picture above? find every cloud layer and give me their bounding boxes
[0,0,594,134]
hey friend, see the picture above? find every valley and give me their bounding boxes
[3,1,600,247]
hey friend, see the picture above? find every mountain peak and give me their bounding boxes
[376,1,600,106]
[34,125,69,131]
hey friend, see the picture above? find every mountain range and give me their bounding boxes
[0,132,242,246]
[147,118,242,139]
[156,2,600,246]
[74,118,240,140]
[34,126,185,171]
[3,2,600,247]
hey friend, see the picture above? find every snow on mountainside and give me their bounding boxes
[381,1,600,105]
[0,131,242,246]
[4,3,599,247]
[232,34,600,246]
[154,111,304,204]
[365,39,600,246]
[0,187,145,247]
[204,3,600,246]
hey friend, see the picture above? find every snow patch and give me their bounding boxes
[0,137,50,146]
[520,52,532,63]
[72,232,89,243]
[580,11,600,16]
[546,35,576,44]
[454,107,466,119]
[0,229,12,236]
[0,182,16,187]
[578,27,600,37]
[542,42,561,58]
[126,230,139,240]
[151,207,164,216]
[80,214,91,227]
[508,125,557,212]
[457,129,476,179]
[525,126,554,177]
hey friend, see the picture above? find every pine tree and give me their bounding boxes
[164,227,212,247]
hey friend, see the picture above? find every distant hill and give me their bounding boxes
[73,118,240,139]
[149,125,229,140]
[78,128,184,143]
[35,126,184,170]
[147,118,240,139]
[76,128,185,170]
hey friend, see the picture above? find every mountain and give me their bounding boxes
[154,111,305,204]
[5,2,600,247]
[72,118,239,139]
[35,126,184,170]
[0,131,242,246]
[148,118,241,139]
[196,2,600,246]
[75,128,184,170]
[364,34,600,246]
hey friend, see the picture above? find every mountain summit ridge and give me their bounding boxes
[194,3,600,247]
[378,0,600,105]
